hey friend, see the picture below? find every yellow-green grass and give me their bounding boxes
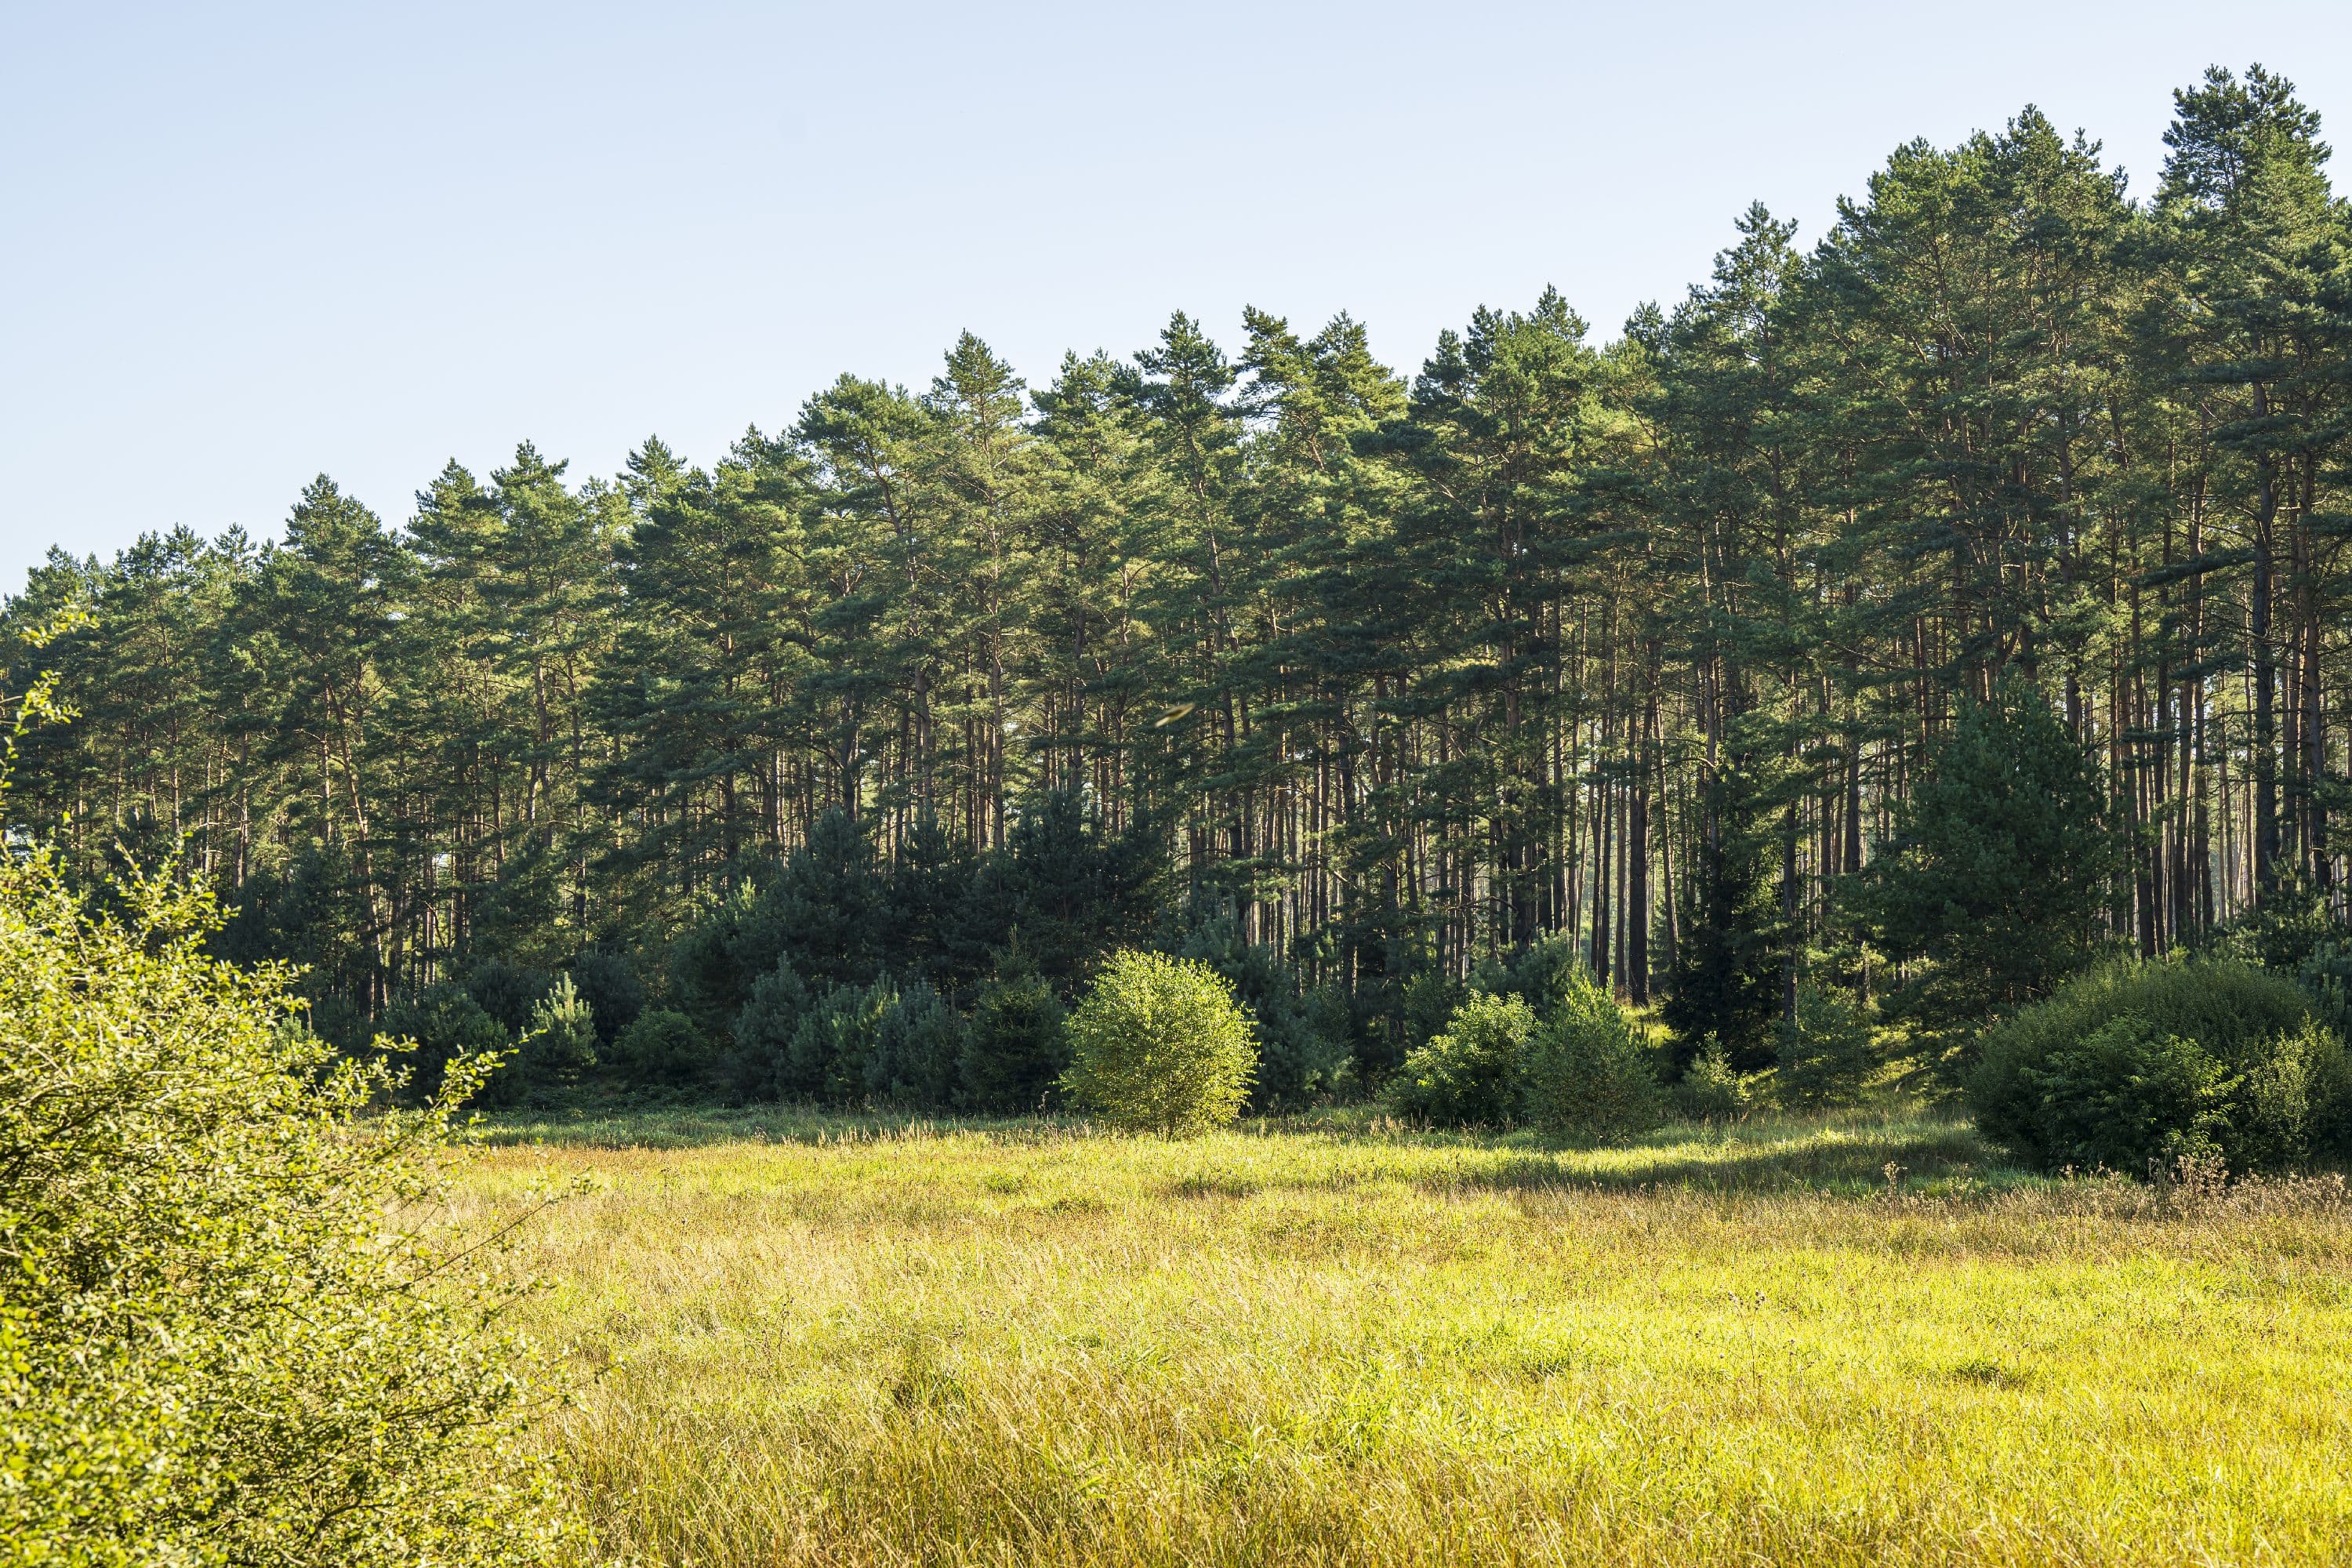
[461,1111,2352,1566]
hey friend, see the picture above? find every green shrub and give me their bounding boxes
[1521,977,1664,1140]
[1400,967,1465,1054]
[1970,956,2345,1174]
[1776,982,1876,1108]
[0,844,578,1564]
[1482,933,1590,1020]
[2302,1012,2352,1163]
[1061,951,1257,1135]
[1846,676,2114,1038]
[1290,985,1363,1104]
[522,971,597,1082]
[2295,940,2352,1034]
[462,956,554,1036]
[786,980,897,1104]
[730,962,811,1098]
[1248,1000,1352,1112]
[2246,1022,2347,1168]
[2224,878,2342,975]
[864,980,965,1106]
[960,964,1069,1113]
[734,968,955,1109]
[613,1006,712,1086]
[1179,914,1352,1111]
[2023,1013,2239,1172]
[1384,992,1536,1128]
[1671,1035,1750,1122]
[570,948,647,1046]
[380,982,511,1102]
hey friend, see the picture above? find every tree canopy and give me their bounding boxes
[7,68,2350,1075]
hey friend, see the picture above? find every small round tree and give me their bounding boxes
[1061,950,1257,1134]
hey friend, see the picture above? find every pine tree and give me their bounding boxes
[1848,677,2115,1041]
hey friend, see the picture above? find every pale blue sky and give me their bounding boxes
[5,1,2348,589]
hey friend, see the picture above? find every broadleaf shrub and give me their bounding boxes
[0,845,579,1565]
[2023,1013,2241,1172]
[1061,951,1257,1134]
[1969,956,2348,1174]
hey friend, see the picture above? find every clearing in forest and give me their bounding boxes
[466,1110,2352,1567]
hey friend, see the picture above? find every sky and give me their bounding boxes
[5,1,2350,591]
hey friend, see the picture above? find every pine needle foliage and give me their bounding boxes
[1521,978,1667,1140]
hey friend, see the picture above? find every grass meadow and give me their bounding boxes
[459,1109,2352,1566]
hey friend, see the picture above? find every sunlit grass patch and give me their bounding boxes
[465,1112,2352,1566]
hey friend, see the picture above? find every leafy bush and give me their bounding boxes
[522,971,597,1082]
[2025,1014,2243,1173]
[1970,956,2347,1174]
[0,845,577,1564]
[570,948,646,1046]
[1061,951,1257,1134]
[1671,1035,1751,1122]
[960,963,1068,1113]
[1384,992,1536,1128]
[613,1006,713,1086]
[1521,977,1664,1139]
[864,979,966,1106]
[1776,982,1876,1108]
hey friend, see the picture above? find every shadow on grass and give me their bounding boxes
[470,1099,1067,1149]
[476,1094,2028,1200]
[1412,1116,2013,1196]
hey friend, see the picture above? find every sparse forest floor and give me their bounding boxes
[460,1111,2352,1566]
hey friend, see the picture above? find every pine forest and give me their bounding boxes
[9,67,2350,1098]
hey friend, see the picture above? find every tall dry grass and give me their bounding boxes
[462,1112,2352,1566]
